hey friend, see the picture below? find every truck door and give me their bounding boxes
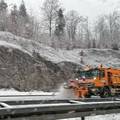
[108,72,112,85]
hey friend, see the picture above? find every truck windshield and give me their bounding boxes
[79,69,100,78]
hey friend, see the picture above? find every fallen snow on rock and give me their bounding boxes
[0,40,32,56]
[0,32,119,68]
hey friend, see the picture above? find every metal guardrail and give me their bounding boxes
[0,98,120,120]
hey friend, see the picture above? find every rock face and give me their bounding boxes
[0,32,81,91]
[57,61,82,80]
[0,46,68,91]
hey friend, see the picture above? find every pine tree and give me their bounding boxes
[0,0,7,11]
[54,9,66,48]
[10,5,19,35]
[18,0,31,38]
[55,9,65,36]
[11,5,18,23]
[19,0,27,17]
[0,0,8,31]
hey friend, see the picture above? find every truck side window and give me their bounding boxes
[100,71,105,78]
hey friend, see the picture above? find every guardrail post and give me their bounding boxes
[81,117,85,120]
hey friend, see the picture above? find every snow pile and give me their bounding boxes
[0,88,54,96]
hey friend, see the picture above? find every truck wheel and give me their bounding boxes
[86,93,91,98]
[100,87,111,98]
[86,89,92,98]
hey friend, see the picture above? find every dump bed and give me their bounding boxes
[109,69,120,86]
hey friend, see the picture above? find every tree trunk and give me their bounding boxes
[49,19,52,37]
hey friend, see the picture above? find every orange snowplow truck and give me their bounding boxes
[67,65,120,98]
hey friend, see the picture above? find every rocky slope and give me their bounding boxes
[0,44,67,91]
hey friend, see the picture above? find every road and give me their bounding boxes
[0,95,120,120]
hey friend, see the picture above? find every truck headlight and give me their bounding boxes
[76,78,79,80]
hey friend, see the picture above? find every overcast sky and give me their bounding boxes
[6,0,120,21]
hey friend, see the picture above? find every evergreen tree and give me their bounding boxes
[55,9,65,36]
[0,0,7,11]
[18,0,31,38]
[19,0,27,17]
[10,5,19,35]
[0,0,8,31]
[11,5,18,22]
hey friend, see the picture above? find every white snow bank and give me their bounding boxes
[0,88,54,96]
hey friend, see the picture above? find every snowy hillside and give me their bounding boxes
[0,32,119,68]
[0,32,119,91]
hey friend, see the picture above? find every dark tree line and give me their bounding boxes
[0,0,36,39]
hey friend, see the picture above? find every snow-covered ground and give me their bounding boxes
[60,114,120,120]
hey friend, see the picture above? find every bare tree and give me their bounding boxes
[106,11,120,49]
[84,17,91,48]
[66,10,80,43]
[29,16,40,41]
[76,17,91,48]
[94,11,120,49]
[41,0,60,37]
[94,16,109,48]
